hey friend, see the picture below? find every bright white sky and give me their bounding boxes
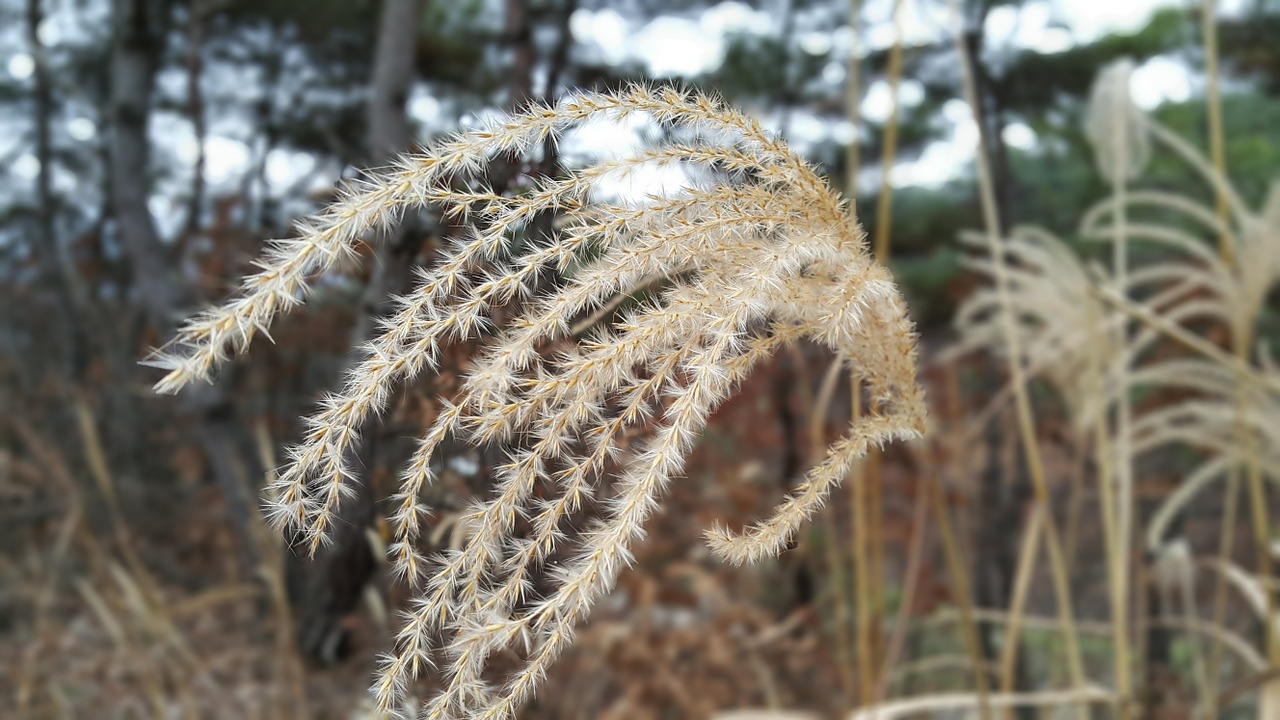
[568,0,1248,188]
[0,0,1255,235]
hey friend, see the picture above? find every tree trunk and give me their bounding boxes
[540,0,579,106]
[286,0,426,666]
[960,3,1016,234]
[29,0,88,381]
[367,0,422,164]
[110,0,260,573]
[110,0,182,326]
[350,0,425,346]
[505,0,534,109]
[184,1,207,236]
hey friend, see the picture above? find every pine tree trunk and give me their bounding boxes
[109,0,260,573]
[286,0,426,665]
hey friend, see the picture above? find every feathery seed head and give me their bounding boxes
[148,84,924,718]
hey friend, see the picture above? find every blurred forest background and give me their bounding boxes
[2,0,1280,718]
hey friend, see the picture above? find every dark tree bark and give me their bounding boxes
[246,42,282,234]
[960,0,1016,234]
[29,0,55,296]
[367,0,422,164]
[109,0,260,573]
[961,4,1030,716]
[109,0,183,326]
[540,0,579,106]
[286,0,427,666]
[505,0,534,109]
[530,0,578,231]
[183,0,207,236]
[351,0,426,345]
[28,0,88,381]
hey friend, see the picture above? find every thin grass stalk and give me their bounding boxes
[871,0,904,264]
[845,0,862,196]
[1204,330,1268,716]
[1087,298,1129,718]
[848,686,1115,720]
[1193,26,1272,659]
[1099,276,1279,699]
[865,0,904,691]
[1203,0,1230,262]
[852,384,876,708]
[838,0,864,690]
[69,396,201,692]
[1091,288,1280,393]
[74,579,170,719]
[841,0,878,705]
[1136,548,1154,719]
[997,505,1044,720]
[1239,328,1276,668]
[254,420,310,720]
[1244,515,1277,720]
[1105,77,1136,715]
[868,447,886,677]
[1204,0,1280,670]
[811,0,869,695]
[814,358,856,704]
[786,343,844,706]
[1176,554,1213,706]
[1205,471,1242,714]
[874,468,930,705]
[73,398,147,581]
[884,654,1000,691]
[869,363,961,704]
[923,441,992,720]
[949,1,1088,708]
[913,607,1266,671]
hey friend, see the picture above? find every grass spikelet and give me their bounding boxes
[148,84,926,719]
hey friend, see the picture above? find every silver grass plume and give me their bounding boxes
[146,85,926,719]
[1082,110,1280,553]
[948,226,1113,431]
[1084,59,1150,185]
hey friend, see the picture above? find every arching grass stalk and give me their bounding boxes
[149,85,927,720]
